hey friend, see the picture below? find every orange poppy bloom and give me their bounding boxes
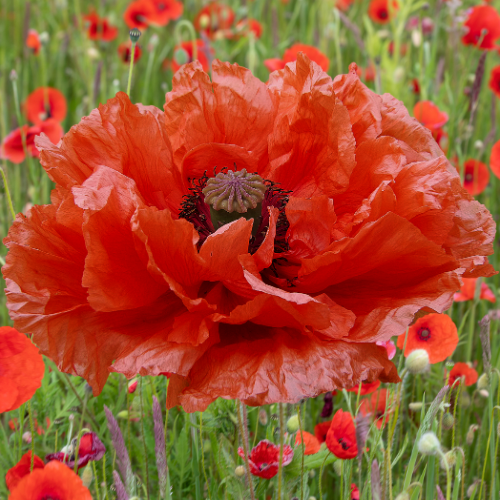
[265,44,329,73]
[145,0,183,27]
[0,119,63,164]
[368,0,399,24]
[4,56,496,412]
[6,452,45,491]
[26,29,41,55]
[336,0,355,11]
[83,12,118,41]
[454,278,496,303]
[359,389,391,429]
[0,326,45,413]
[326,409,358,459]
[315,420,333,443]
[462,5,500,50]
[448,362,478,387]
[488,65,500,98]
[490,139,500,180]
[295,430,321,455]
[169,40,212,73]
[194,2,235,40]
[347,380,381,395]
[397,313,458,364]
[234,19,263,39]
[461,159,489,196]
[8,460,92,500]
[123,0,155,29]
[118,41,142,63]
[413,101,448,131]
[24,87,67,126]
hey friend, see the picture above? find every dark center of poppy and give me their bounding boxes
[260,462,268,469]
[158,2,166,10]
[337,437,350,450]
[465,172,473,183]
[379,9,388,19]
[41,497,59,500]
[417,327,431,341]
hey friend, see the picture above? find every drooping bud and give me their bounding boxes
[82,463,93,487]
[174,48,190,66]
[409,402,423,412]
[308,469,316,478]
[466,424,479,445]
[477,373,489,390]
[117,410,129,419]
[440,450,456,470]
[497,422,500,437]
[406,349,430,374]
[128,379,138,394]
[442,413,455,430]
[467,480,481,498]
[287,415,300,433]
[418,432,441,455]
[235,465,245,477]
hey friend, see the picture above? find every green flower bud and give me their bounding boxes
[395,493,410,500]
[406,349,430,375]
[442,413,455,430]
[418,432,441,455]
[409,402,423,412]
[287,415,300,433]
[81,464,93,487]
[477,373,489,390]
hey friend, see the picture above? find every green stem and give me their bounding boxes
[28,400,35,471]
[199,412,211,500]
[174,20,198,62]
[127,43,137,96]
[140,377,150,500]
[278,402,284,500]
[237,401,256,500]
[297,404,305,500]
[0,165,16,220]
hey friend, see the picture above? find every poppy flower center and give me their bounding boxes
[417,327,431,340]
[465,172,473,183]
[337,437,351,450]
[379,9,388,19]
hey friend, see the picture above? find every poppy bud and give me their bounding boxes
[128,379,138,393]
[309,469,316,478]
[129,28,142,43]
[411,30,422,47]
[308,497,317,500]
[203,440,211,453]
[395,493,410,500]
[22,432,32,444]
[477,373,489,390]
[474,140,484,151]
[69,413,75,422]
[174,48,189,66]
[39,31,50,43]
[259,409,268,426]
[287,415,300,433]
[440,450,456,469]
[442,413,455,430]
[479,389,489,398]
[82,463,93,487]
[466,424,479,445]
[467,481,480,498]
[10,70,17,81]
[406,349,430,374]
[418,432,441,455]
[409,402,423,412]
[117,410,129,419]
[333,460,342,476]
[235,465,245,477]
[393,67,405,83]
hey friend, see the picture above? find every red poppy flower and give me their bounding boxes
[462,5,500,50]
[376,339,396,360]
[461,159,489,196]
[4,56,496,412]
[1,119,63,164]
[490,139,500,180]
[388,41,408,57]
[24,87,67,126]
[488,65,500,98]
[26,29,41,55]
[238,440,293,479]
[8,460,92,500]
[35,417,51,435]
[194,2,235,40]
[351,484,360,500]
[368,0,399,24]
[45,432,106,469]
[359,389,391,429]
[454,278,496,303]
[146,0,183,27]
[0,326,45,413]
[118,41,142,63]
[397,313,458,364]
[170,40,212,73]
[432,128,449,155]
[315,420,333,443]
[448,362,478,387]
[347,380,381,395]
[235,19,263,39]
[411,78,420,95]
[325,409,358,459]
[295,430,321,455]
[337,0,355,11]
[283,44,329,72]
[6,452,45,491]
[264,58,286,72]
[9,418,18,431]
[413,101,448,131]
[123,0,155,29]
[83,12,118,42]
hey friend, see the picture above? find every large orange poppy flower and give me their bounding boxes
[462,5,500,50]
[461,159,490,196]
[146,0,183,27]
[448,362,478,387]
[0,326,45,413]
[4,56,496,412]
[0,119,63,164]
[453,278,496,303]
[83,12,118,42]
[396,313,458,364]
[490,140,500,180]
[368,0,399,24]
[8,460,92,500]
[24,87,67,126]
[325,409,358,459]
[413,101,448,131]
[6,452,45,491]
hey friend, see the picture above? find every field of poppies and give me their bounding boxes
[1,0,500,499]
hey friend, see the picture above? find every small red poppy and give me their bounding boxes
[488,65,500,98]
[238,440,294,479]
[359,389,391,429]
[295,430,321,455]
[413,101,448,131]
[146,0,183,27]
[397,313,458,364]
[6,452,45,491]
[336,0,355,11]
[410,78,420,94]
[461,159,490,196]
[0,119,63,164]
[462,5,500,50]
[118,41,142,63]
[235,19,263,39]
[368,0,399,24]
[325,409,358,459]
[24,87,67,125]
[123,0,155,29]
[347,380,381,396]
[388,41,408,57]
[34,417,51,436]
[264,58,286,72]
[314,420,333,443]
[454,278,496,303]
[490,139,500,180]
[26,29,41,55]
[283,44,329,72]
[8,460,92,500]
[0,326,45,413]
[46,432,106,469]
[83,12,118,42]
[351,484,360,500]
[170,40,212,73]
[194,2,235,40]
[448,362,478,387]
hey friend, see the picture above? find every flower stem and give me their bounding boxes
[297,404,305,500]
[174,20,198,62]
[199,412,212,500]
[28,400,35,471]
[237,401,256,500]
[127,43,137,97]
[278,402,284,500]
[140,377,150,500]
[0,165,16,220]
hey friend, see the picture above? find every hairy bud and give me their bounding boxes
[442,413,455,430]
[466,424,479,445]
[406,349,430,374]
[418,432,441,455]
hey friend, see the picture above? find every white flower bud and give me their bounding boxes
[406,349,430,374]
[440,450,456,469]
[87,47,100,60]
[477,373,489,390]
[377,30,390,39]
[395,492,410,500]
[411,29,422,47]
[474,140,484,150]
[259,409,268,426]
[333,460,342,476]
[418,432,441,455]
[393,67,405,83]
[479,389,489,398]
[39,32,50,43]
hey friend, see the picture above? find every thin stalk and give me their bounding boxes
[127,43,137,96]
[28,400,35,471]
[438,449,452,500]
[318,451,331,500]
[237,401,256,500]
[73,394,89,474]
[199,412,212,500]
[0,164,16,220]
[93,459,101,500]
[174,20,198,61]
[140,377,150,500]
[297,404,305,500]
[278,402,285,500]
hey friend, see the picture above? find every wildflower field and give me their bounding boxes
[1,0,500,498]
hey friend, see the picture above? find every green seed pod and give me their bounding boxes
[235,465,245,478]
[333,460,342,476]
[287,415,300,433]
[442,413,455,430]
[395,493,410,500]
[406,349,430,375]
